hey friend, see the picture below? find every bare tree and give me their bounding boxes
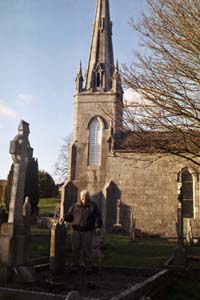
[122,0,200,165]
[54,134,72,183]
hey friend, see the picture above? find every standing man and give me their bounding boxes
[63,190,102,272]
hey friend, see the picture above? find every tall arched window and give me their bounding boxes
[181,169,194,218]
[88,117,102,166]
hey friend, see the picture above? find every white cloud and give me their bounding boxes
[0,100,17,118]
[123,88,153,107]
[124,88,143,104]
[17,93,35,105]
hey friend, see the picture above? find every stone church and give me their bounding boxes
[61,0,200,238]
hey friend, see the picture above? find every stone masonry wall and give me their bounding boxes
[105,152,200,237]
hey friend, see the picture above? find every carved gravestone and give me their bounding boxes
[130,209,136,242]
[50,222,67,274]
[60,181,78,218]
[0,120,35,282]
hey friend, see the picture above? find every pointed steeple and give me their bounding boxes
[85,0,114,91]
[112,60,123,93]
[18,120,30,137]
[75,61,84,93]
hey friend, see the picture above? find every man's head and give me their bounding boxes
[80,190,90,204]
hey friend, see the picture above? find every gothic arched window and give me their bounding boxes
[88,117,102,166]
[181,169,194,218]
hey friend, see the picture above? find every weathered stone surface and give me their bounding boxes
[50,222,67,274]
[0,120,35,282]
[8,120,33,224]
[13,266,37,283]
[0,180,7,206]
[60,181,78,218]
[173,245,187,266]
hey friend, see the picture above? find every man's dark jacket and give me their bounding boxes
[64,200,102,232]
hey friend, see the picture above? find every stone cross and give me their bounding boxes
[0,120,36,282]
[8,120,33,224]
[115,199,121,225]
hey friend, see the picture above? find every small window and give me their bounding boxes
[88,117,102,166]
[181,170,193,218]
[96,73,101,87]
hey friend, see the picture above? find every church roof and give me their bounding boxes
[115,130,200,154]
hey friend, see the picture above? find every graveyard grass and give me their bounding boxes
[34,198,200,268]
[38,197,58,214]
[163,277,200,300]
[31,230,200,267]
[31,229,177,268]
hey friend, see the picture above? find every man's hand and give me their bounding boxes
[96,228,101,236]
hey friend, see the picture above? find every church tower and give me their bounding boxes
[62,0,123,213]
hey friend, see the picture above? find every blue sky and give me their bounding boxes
[0,0,146,181]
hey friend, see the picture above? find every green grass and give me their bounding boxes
[38,197,59,214]
[101,235,176,268]
[163,277,200,300]
[31,231,71,259]
[31,232,176,268]
[187,244,200,256]
[31,234,50,257]
[31,227,50,235]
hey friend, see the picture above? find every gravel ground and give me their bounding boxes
[0,266,157,300]
[42,267,156,299]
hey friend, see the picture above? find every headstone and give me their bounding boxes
[130,211,136,242]
[173,182,186,266]
[50,221,67,275]
[0,120,36,282]
[173,245,187,266]
[186,218,193,244]
[60,181,77,218]
[13,266,36,283]
[8,120,33,224]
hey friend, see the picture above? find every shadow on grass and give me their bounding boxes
[31,232,177,269]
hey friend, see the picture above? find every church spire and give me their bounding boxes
[85,0,114,91]
[75,61,84,93]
